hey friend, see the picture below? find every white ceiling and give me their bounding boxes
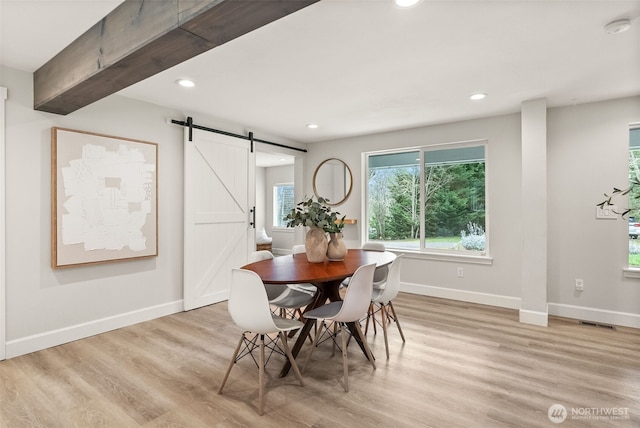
[1,0,640,148]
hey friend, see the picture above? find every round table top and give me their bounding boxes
[241,249,396,284]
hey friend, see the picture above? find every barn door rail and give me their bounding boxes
[171,116,307,153]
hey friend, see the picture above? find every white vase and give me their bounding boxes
[305,227,328,263]
[326,232,348,261]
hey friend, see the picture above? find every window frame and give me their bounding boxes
[363,139,491,264]
[625,125,640,275]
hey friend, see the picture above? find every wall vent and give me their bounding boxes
[579,321,616,330]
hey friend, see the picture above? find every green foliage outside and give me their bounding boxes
[629,150,640,266]
[368,159,486,251]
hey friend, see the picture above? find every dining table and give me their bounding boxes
[241,248,396,377]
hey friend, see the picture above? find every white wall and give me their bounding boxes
[547,96,640,325]
[0,65,306,357]
[0,66,182,356]
[306,96,640,327]
[0,86,7,359]
[306,113,524,305]
[264,164,294,254]
[520,98,549,325]
[255,166,266,233]
[2,60,638,359]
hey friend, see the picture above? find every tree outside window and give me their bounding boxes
[366,143,487,255]
[628,127,640,266]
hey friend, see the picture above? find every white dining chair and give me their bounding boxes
[289,245,318,296]
[341,242,388,288]
[218,268,304,415]
[302,263,377,392]
[249,250,315,319]
[365,254,405,358]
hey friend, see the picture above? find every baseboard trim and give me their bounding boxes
[400,282,521,310]
[548,303,640,329]
[399,282,640,329]
[519,309,549,327]
[5,300,184,359]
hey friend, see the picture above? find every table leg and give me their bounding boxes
[279,279,340,377]
[346,321,370,359]
[279,316,315,377]
[323,279,370,360]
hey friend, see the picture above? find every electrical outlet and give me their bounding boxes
[596,206,617,219]
[457,267,464,278]
[575,279,584,291]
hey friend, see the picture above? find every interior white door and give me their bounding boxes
[183,127,255,311]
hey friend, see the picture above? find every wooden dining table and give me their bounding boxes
[241,248,396,377]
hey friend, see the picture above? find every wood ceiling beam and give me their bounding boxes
[34,0,319,115]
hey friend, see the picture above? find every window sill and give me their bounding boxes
[623,267,640,278]
[392,249,493,265]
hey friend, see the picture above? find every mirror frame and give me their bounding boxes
[312,158,353,206]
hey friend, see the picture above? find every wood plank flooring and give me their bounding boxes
[1,294,638,427]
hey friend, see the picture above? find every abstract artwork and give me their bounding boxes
[51,127,158,268]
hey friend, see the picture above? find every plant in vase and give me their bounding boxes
[284,196,346,262]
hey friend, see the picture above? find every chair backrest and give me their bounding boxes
[375,254,404,304]
[292,244,306,255]
[332,263,376,322]
[247,251,288,301]
[362,242,388,283]
[249,250,273,263]
[228,269,278,333]
[362,242,385,252]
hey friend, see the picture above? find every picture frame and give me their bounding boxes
[51,127,158,268]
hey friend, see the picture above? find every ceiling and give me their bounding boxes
[1,0,640,150]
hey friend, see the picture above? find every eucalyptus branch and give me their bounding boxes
[596,179,640,218]
[284,196,345,233]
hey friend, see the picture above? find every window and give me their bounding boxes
[628,127,640,266]
[273,183,294,228]
[366,141,487,256]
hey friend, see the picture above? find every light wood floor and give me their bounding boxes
[1,294,638,427]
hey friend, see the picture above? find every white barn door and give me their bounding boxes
[184,127,255,311]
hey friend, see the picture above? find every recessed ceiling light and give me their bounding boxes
[469,93,487,101]
[306,123,319,129]
[176,79,195,88]
[395,0,421,7]
[603,18,631,34]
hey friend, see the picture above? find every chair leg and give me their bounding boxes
[380,304,390,359]
[364,302,373,335]
[352,321,376,370]
[371,303,378,335]
[218,334,244,394]
[340,323,349,392]
[331,322,338,357]
[258,334,265,416]
[303,320,320,373]
[280,332,304,387]
[388,301,406,342]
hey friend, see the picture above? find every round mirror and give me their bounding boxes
[312,158,353,206]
